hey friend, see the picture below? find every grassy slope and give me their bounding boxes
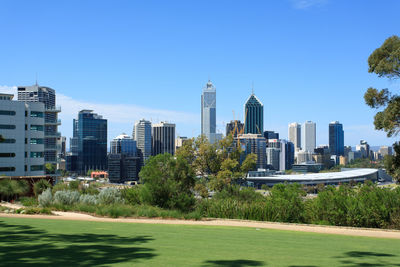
[1,217,400,267]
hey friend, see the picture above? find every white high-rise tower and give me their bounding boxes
[301,121,316,152]
[288,122,301,149]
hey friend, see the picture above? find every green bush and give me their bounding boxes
[69,180,80,191]
[79,194,98,205]
[24,207,52,215]
[0,179,30,201]
[52,183,69,194]
[98,188,124,205]
[122,186,142,205]
[38,188,53,207]
[19,197,38,207]
[53,190,80,206]
[33,179,52,196]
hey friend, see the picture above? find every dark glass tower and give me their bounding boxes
[244,93,264,134]
[73,110,107,173]
[329,121,344,156]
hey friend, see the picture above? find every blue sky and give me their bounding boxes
[1,0,399,147]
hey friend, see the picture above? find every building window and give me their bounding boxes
[25,165,27,171]
[25,152,27,158]
[0,110,16,116]
[25,111,28,117]
[30,111,44,118]
[0,153,16,157]
[30,125,44,131]
[30,165,44,171]
[30,138,44,144]
[25,124,28,130]
[0,124,16,129]
[0,139,16,144]
[30,152,44,158]
[25,138,27,144]
[0,167,15,172]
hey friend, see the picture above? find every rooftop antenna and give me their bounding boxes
[251,81,254,95]
[35,73,38,86]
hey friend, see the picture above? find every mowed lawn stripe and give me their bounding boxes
[1,217,400,266]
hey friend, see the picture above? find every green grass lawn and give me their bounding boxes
[1,217,400,266]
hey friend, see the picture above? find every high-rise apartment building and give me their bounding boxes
[0,93,45,176]
[108,134,139,183]
[133,119,152,165]
[17,85,61,166]
[356,140,370,158]
[244,93,263,134]
[152,122,175,156]
[301,121,316,152]
[226,120,244,137]
[73,110,107,173]
[288,122,301,149]
[329,121,344,156]
[201,80,217,143]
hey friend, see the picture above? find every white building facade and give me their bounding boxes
[301,121,316,152]
[0,93,45,176]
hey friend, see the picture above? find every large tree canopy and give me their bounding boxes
[365,35,400,181]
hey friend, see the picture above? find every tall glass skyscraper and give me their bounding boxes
[73,110,107,173]
[132,119,152,165]
[244,93,263,134]
[329,121,344,156]
[288,122,301,149]
[201,80,217,143]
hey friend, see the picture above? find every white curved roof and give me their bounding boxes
[248,168,378,182]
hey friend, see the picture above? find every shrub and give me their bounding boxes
[98,188,124,205]
[53,190,80,206]
[19,196,38,207]
[80,184,100,195]
[0,179,30,201]
[38,188,53,207]
[24,207,52,215]
[34,179,52,196]
[79,194,98,205]
[69,180,80,191]
[52,183,69,194]
[122,186,142,205]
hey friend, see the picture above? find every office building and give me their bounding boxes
[73,110,107,173]
[110,134,137,156]
[266,147,280,170]
[226,120,244,137]
[288,122,301,149]
[301,121,316,152]
[108,134,139,183]
[17,85,61,166]
[57,136,66,159]
[133,119,152,165]
[237,134,266,169]
[0,93,45,176]
[264,131,279,140]
[201,80,217,143]
[280,140,295,171]
[244,93,264,134]
[152,122,175,156]
[356,140,370,158]
[329,121,344,156]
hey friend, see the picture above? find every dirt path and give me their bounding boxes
[1,203,400,240]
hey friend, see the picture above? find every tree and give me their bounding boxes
[33,179,52,196]
[45,163,56,175]
[139,153,195,211]
[364,35,400,181]
[240,153,257,173]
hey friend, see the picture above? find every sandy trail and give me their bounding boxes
[1,203,400,240]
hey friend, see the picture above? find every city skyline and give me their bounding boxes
[1,1,399,146]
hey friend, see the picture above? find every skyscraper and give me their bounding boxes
[329,121,344,156]
[288,122,301,149]
[301,121,316,152]
[133,119,152,165]
[152,122,175,156]
[201,80,217,143]
[73,110,107,173]
[17,84,61,166]
[226,120,244,137]
[244,93,263,134]
[237,133,266,170]
[108,134,139,183]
